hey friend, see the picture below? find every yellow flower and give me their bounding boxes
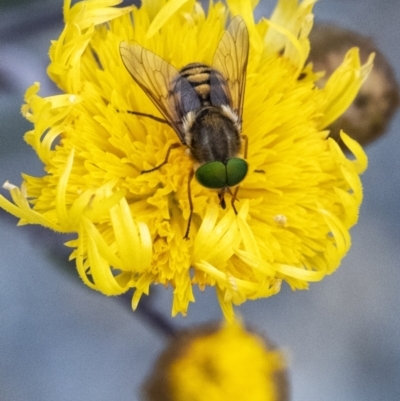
[143,320,288,401]
[0,0,372,319]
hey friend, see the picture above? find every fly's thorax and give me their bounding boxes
[182,111,196,144]
[186,107,241,164]
[220,104,241,132]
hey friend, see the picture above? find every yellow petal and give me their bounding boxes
[319,48,375,128]
[146,0,190,39]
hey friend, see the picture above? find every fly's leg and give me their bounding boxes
[230,186,240,214]
[218,190,227,209]
[119,109,181,173]
[241,134,248,158]
[141,143,181,174]
[126,110,171,126]
[220,187,240,214]
[242,134,265,173]
[184,170,195,240]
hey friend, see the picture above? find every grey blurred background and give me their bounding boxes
[0,1,399,400]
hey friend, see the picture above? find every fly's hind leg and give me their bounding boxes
[126,110,172,126]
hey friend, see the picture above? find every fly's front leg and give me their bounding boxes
[184,170,195,240]
[221,187,240,214]
[242,134,265,174]
[241,134,248,158]
[218,190,227,209]
[230,186,240,214]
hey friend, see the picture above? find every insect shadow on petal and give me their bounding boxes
[120,16,250,239]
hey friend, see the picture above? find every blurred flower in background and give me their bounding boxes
[0,0,373,319]
[143,320,288,401]
[308,23,399,146]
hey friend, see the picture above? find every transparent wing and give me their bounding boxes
[212,16,249,122]
[119,41,186,142]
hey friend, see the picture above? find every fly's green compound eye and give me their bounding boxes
[195,158,248,189]
[195,161,227,189]
[226,158,248,186]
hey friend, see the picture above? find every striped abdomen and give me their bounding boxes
[179,63,213,106]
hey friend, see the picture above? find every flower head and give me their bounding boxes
[0,0,372,318]
[143,321,288,401]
